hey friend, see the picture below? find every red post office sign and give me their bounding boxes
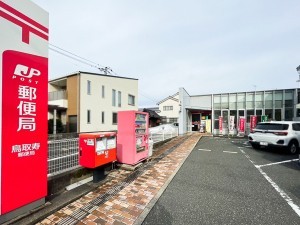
[0,0,48,215]
[239,117,245,133]
[219,116,223,133]
[250,115,258,132]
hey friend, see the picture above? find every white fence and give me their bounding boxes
[47,126,178,177]
[149,125,179,144]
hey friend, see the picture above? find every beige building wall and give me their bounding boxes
[67,75,79,116]
[79,73,138,132]
[66,75,79,132]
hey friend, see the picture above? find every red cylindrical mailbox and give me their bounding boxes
[79,132,117,168]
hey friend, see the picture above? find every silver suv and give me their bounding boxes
[248,121,300,154]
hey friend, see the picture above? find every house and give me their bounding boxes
[48,71,138,133]
[141,108,162,127]
[157,92,180,124]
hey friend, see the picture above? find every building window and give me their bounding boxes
[275,109,282,121]
[255,92,263,108]
[169,118,178,123]
[87,80,91,95]
[112,89,116,106]
[221,94,229,109]
[238,110,244,117]
[102,85,105,98]
[237,93,245,109]
[118,91,121,107]
[246,93,254,109]
[285,90,293,107]
[229,94,237,110]
[265,109,273,120]
[87,110,91,124]
[286,108,294,121]
[213,95,221,110]
[128,94,135,106]
[102,111,105,124]
[161,116,167,124]
[247,110,254,123]
[265,91,273,109]
[163,106,173,111]
[256,109,262,122]
[112,112,118,124]
[275,91,283,108]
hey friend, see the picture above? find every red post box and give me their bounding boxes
[79,132,117,168]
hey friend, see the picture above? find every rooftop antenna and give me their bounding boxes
[98,66,113,75]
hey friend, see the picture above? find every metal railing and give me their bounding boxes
[48,132,78,141]
[47,127,178,177]
[48,138,80,177]
[48,90,67,101]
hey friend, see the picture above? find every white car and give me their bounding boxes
[248,121,300,154]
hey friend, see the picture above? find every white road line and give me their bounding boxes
[240,149,300,217]
[198,149,212,152]
[239,145,252,148]
[223,151,238,154]
[256,166,300,217]
[256,159,299,168]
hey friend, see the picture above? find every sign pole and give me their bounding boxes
[0,0,48,221]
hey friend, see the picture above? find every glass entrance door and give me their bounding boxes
[222,110,229,134]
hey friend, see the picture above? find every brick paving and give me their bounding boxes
[36,133,202,225]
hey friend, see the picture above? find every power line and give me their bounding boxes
[49,47,97,68]
[138,90,160,104]
[50,44,160,106]
[49,43,102,67]
[49,43,114,75]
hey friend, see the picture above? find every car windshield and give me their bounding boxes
[255,123,289,130]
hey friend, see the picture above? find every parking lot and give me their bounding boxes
[231,136,300,214]
[143,136,300,225]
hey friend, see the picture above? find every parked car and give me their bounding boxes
[248,121,300,154]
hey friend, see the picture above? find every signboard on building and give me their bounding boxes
[250,115,258,132]
[262,115,268,122]
[0,0,48,215]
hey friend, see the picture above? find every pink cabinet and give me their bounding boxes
[117,111,149,165]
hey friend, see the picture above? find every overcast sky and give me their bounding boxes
[32,0,300,107]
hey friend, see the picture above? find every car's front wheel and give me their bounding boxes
[287,141,299,154]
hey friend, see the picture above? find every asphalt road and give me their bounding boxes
[142,136,300,225]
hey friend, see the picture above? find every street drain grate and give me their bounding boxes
[57,216,78,225]
[71,209,88,220]
[81,203,99,213]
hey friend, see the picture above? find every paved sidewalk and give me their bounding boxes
[37,133,202,225]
